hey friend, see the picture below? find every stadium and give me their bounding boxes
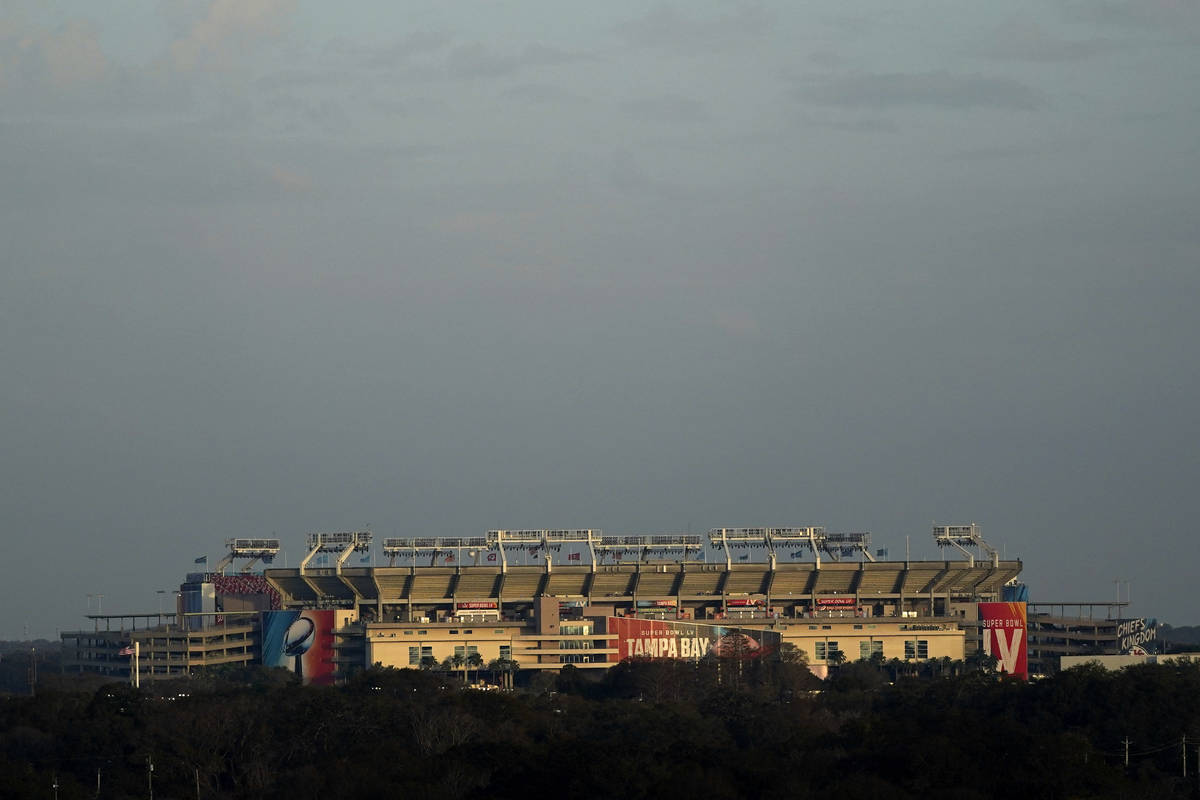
[60,523,1045,683]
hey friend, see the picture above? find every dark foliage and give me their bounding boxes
[4,661,1200,798]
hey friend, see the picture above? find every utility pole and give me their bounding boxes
[195,766,201,800]
[1183,735,1188,778]
[1124,737,1131,767]
[147,755,154,800]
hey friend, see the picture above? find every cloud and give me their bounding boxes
[802,71,1043,111]
[355,31,453,69]
[0,19,108,93]
[714,309,759,337]
[445,42,581,79]
[609,147,654,193]
[504,83,580,105]
[621,94,708,124]
[952,139,1092,160]
[796,114,899,134]
[977,20,1118,62]
[168,0,297,71]
[268,164,312,192]
[615,2,773,50]
[1061,0,1200,35]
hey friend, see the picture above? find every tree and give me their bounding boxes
[779,643,809,667]
[497,658,519,690]
[965,651,998,673]
[466,652,484,684]
[485,657,520,689]
[450,653,466,683]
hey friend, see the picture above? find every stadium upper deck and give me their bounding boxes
[263,558,1022,621]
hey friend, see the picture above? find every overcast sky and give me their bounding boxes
[3,1,1198,639]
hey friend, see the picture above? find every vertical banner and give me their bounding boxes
[261,610,336,685]
[978,602,1028,680]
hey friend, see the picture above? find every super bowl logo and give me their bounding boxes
[283,616,316,656]
[978,602,1028,680]
[262,610,335,685]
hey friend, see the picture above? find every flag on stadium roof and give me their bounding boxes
[118,646,134,656]
[194,555,207,564]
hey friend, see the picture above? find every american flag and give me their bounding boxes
[568,552,581,561]
[118,646,134,656]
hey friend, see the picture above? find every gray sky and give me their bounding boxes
[3,1,1198,639]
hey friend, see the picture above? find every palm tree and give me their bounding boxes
[490,657,519,690]
[466,652,484,684]
[450,652,466,683]
[966,650,998,673]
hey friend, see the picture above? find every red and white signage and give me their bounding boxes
[978,602,1028,680]
[456,601,498,610]
[606,617,781,662]
[815,597,857,607]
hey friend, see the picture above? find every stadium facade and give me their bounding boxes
[62,525,1034,683]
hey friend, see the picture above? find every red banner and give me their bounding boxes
[815,597,856,607]
[978,602,1027,679]
[606,617,780,661]
[456,601,498,610]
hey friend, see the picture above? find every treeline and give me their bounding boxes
[1161,625,1200,648]
[4,658,1200,799]
[0,642,60,696]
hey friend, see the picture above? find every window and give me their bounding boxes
[499,645,511,661]
[464,630,473,634]
[454,645,465,658]
[859,641,883,660]
[421,646,432,661]
[409,646,420,666]
[815,641,839,660]
[403,630,413,636]
[467,645,478,656]
[853,624,863,630]
[449,630,458,635]
[493,629,505,634]
[904,639,929,659]
[418,630,427,636]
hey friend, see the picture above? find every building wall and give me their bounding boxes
[361,616,964,673]
[367,622,523,669]
[1060,653,1197,671]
